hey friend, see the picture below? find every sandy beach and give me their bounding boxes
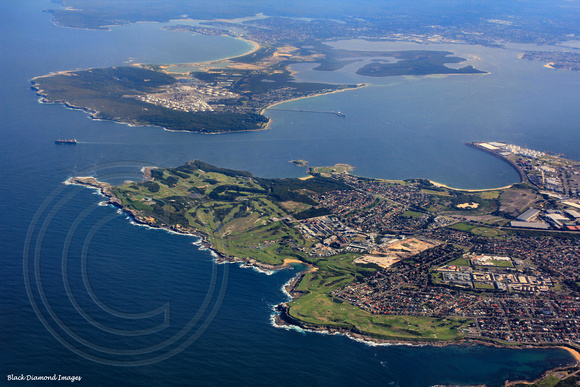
[260,84,366,129]
[138,35,262,72]
[261,84,366,114]
[283,258,318,272]
[429,180,513,192]
[560,346,580,362]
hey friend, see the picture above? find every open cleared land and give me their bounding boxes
[499,188,542,216]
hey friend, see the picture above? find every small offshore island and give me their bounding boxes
[71,142,580,382]
[31,26,487,133]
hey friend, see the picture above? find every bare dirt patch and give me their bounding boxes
[355,238,440,268]
[499,188,541,216]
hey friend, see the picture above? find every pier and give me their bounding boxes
[268,108,345,118]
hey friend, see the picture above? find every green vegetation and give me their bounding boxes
[421,189,452,196]
[402,210,424,219]
[512,375,573,387]
[290,159,308,167]
[447,223,476,232]
[535,376,561,387]
[353,51,487,77]
[108,160,352,266]
[288,291,470,341]
[309,164,355,177]
[101,160,472,342]
[33,67,268,133]
[480,191,501,200]
[445,257,471,267]
[450,192,498,213]
[230,46,277,63]
[447,222,502,237]
[287,252,470,341]
[490,259,514,268]
[34,56,357,133]
[294,207,332,220]
[193,67,350,95]
[304,43,487,78]
[474,283,495,290]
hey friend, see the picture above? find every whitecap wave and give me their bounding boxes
[280,279,295,301]
[239,263,275,275]
[269,312,306,334]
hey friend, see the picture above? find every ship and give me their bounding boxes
[55,139,77,144]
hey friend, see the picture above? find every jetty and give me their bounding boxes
[268,108,345,118]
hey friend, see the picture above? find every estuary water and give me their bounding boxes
[1,1,578,385]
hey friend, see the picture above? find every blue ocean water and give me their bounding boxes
[1,1,578,385]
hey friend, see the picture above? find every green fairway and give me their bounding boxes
[288,292,470,341]
[287,251,471,341]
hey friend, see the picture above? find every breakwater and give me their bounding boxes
[267,108,346,117]
[466,142,527,184]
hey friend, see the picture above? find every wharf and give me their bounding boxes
[268,108,345,117]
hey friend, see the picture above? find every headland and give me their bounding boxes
[32,23,486,134]
[68,143,580,366]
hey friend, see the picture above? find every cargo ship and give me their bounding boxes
[55,139,77,144]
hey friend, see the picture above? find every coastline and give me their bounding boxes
[147,35,262,70]
[272,257,580,373]
[429,180,514,192]
[274,293,580,354]
[67,176,309,274]
[68,173,580,383]
[260,84,366,130]
[31,79,272,135]
[261,84,366,114]
[466,141,527,185]
[27,11,580,385]
[273,296,580,381]
[30,38,364,135]
[33,81,364,135]
[561,346,580,362]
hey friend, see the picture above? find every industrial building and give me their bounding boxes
[517,208,540,222]
[510,221,550,230]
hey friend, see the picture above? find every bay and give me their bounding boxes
[0,1,577,385]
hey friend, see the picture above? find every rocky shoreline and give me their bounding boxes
[274,300,580,387]
[273,263,580,380]
[31,77,273,134]
[31,78,117,125]
[67,176,295,274]
[69,176,580,384]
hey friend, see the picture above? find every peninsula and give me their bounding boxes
[32,25,487,133]
[70,142,580,360]
[31,64,356,133]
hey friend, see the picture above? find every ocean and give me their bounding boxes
[1,1,578,385]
